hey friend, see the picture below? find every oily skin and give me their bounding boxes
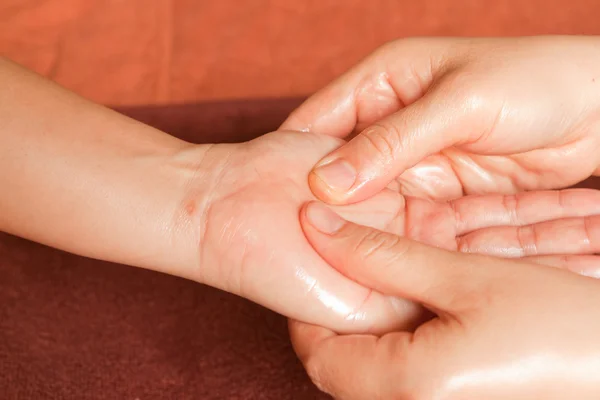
[3,56,600,334]
[290,202,600,399]
[284,35,600,396]
[281,36,600,203]
[180,131,600,333]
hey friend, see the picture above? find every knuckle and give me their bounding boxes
[350,229,379,256]
[501,194,520,224]
[354,230,394,257]
[352,229,411,265]
[362,123,402,161]
[516,225,538,256]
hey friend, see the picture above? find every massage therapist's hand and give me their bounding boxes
[290,202,600,399]
[282,36,600,203]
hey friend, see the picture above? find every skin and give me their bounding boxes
[281,36,600,203]
[2,54,600,334]
[290,202,600,399]
[189,133,600,333]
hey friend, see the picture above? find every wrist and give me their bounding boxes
[165,142,238,284]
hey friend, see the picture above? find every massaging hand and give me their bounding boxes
[290,202,600,399]
[185,131,600,333]
[281,36,600,202]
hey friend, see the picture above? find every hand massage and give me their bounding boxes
[2,36,600,398]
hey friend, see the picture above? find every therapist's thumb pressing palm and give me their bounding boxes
[282,37,600,204]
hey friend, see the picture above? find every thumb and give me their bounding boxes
[309,82,478,205]
[301,201,497,314]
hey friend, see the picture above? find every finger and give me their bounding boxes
[301,201,497,313]
[523,255,600,278]
[451,189,600,236]
[289,319,413,400]
[458,215,600,258]
[398,189,600,251]
[280,39,449,138]
[307,74,487,205]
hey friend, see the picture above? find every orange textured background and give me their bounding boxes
[2,2,600,399]
[3,0,600,106]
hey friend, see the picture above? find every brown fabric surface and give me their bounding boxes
[3,0,600,106]
[1,104,600,400]
[0,99,330,400]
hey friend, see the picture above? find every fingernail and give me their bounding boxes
[312,158,357,192]
[305,202,346,234]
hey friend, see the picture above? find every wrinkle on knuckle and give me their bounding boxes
[501,193,520,225]
[362,123,402,163]
[353,230,404,262]
[516,225,537,256]
[351,229,379,257]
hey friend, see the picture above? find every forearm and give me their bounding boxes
[0,58,201,277]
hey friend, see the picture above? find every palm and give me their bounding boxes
[195,132,600,334]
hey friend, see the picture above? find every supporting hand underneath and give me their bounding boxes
[290,202,600,399]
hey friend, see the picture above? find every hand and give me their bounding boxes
[281,36,600,203]
[290,202,600,399]
[176,131,600,333]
